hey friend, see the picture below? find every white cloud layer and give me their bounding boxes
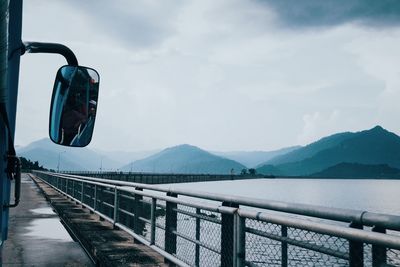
[15,0,400,151]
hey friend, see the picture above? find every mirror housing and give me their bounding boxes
[49,65,100,147]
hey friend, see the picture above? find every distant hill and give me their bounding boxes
[17,138,122,171]
[121,144,246,174]
[264,131,354,166]
[257,126,400,177]
[214,146,300,167]
[310,162,400,179]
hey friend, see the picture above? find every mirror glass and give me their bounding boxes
[49,65,100,147]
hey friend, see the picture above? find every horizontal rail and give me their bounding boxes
[102,201,114,209]
[138,216,150,224]
[156,223,166,230]
[118,207,136,218]
[174,207,221,224]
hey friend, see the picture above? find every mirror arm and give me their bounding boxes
[22,42,78,66]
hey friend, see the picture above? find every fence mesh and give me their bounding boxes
[199,209,222,266]
[388,248,400,266]
[144,197,154,242]
[245,219,350,266]
[155,200,166,249]
[199,210,221,248]
[246,219,282,266]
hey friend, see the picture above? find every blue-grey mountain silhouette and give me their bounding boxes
[257,126,400,177]
[122,144,246,174]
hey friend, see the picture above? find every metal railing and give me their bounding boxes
[61,170,264,184]
[32,171,400,267]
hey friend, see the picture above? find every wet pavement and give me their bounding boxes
[1,174,93,266]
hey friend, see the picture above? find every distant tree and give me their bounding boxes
[241,168,248,175]
[20,157,47,171]
[248,168,256,176]
[34,161,40,169]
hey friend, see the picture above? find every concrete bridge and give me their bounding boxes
[3,171,400,266]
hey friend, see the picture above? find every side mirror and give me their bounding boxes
[49,65,100,147]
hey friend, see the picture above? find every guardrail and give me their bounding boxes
[33,171,400,267]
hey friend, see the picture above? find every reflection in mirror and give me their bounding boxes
[49,65,100,147]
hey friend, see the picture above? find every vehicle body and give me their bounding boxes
[0,0,99,246]
[0,0,23,244]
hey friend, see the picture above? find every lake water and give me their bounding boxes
[162,178,400,215]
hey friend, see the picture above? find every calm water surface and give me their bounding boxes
[163,178,400,215]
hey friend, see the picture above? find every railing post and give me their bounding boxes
[81,181,84,203]
[221,202,239,267]
[195,208,201,267]
[165,192,178,261]
[72,180,75,198]
[98,186,104,217]
[150,198,156,245]
[93,184,97,211]
[349,222,364,267]
[234,213,245,267]
[113,187,119,228]
[133,188,144,242]
[372,226,386,267]
[281,225,288,267]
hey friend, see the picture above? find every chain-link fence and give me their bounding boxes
[33,171,400,267]
[245,219,349,266]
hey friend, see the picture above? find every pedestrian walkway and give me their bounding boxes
[30,174,168,267]
[1,173,93,266]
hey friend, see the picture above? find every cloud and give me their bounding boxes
[62,0,183,49]
[16,0,400,152]
[259,0,400,28]
[344,30,400,133]
[297,110,342,145]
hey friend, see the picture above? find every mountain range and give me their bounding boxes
[17,140,296,173]
[17,139,122,171]
[17,126,400,178]
[257,126,400,177]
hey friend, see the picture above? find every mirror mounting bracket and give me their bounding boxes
[22,42,79,66]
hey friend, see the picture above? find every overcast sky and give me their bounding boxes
[15,0,400,152]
